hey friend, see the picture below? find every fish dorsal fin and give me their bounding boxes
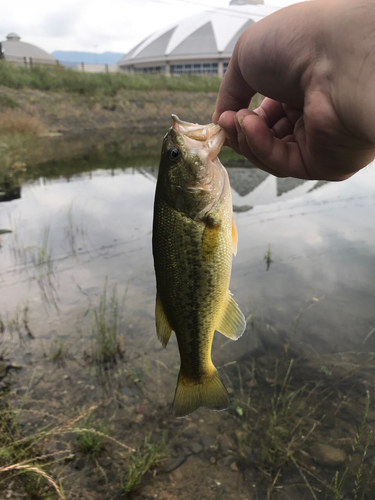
[232,217,238,256]
[155,292,173,348]
[217,292,246,341]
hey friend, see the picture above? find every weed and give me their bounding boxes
[92,277,124,364]
[264,244,273,271]
[76,416,108,456]
[22,302,34,338]
[0,93,19,109]
[0,60,222,95]
[0,402,63,498]
[63,204,87,257]
[0,133,29,187]
[43,339,69,362]
[230,358,324,499]
[29,226,59,310]
[0,109,44,135]
[122,432,168,493]
[328,392,373,500]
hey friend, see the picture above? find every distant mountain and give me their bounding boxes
[52,51,125,66]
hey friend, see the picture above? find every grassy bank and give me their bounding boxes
[0,61,222,95]
[0,61,263,193]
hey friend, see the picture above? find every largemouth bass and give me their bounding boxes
[152,115,246,417]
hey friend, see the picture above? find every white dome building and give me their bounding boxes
[118,0,278,76]
[0,33,56,65]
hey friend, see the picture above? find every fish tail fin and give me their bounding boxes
[173,367,229,418]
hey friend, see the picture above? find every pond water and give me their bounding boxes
[2,150,374,357]
[1,139,375,499]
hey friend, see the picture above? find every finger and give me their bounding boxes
[213,50,256,123]
[272,116,294,139]
[217,110,242,153]
[255,98,287,128]
[283,104,303,126]
[238,113,311,179]
[232,114,291,178]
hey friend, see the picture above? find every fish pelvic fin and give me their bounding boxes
[217,292,246,341]
[173,368,229,418]
[155,292,173,348]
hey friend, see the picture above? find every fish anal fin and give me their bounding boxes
[217,292,246,341]
[232,217,238,256]
[173,367,229,418]
[155,292,173,348]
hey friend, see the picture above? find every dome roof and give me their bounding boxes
[1,33,56,63]
[118,3,278,68]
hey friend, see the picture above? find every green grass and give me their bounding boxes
[0,61,222,95]
[76,416,108,456]
[122,432,168,494]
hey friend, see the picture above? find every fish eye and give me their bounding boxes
[168,147,181,161]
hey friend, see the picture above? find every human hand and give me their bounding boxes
[213,0,375,181]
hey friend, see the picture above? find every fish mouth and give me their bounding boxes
[171,114,225,162]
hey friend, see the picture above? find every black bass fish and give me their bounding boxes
[152,115,245,417]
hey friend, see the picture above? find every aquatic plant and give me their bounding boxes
[92,277,125,364]
[43,339,70,363]
[29,226,59,310]
[63,204,88,257]
[264,243,273,271]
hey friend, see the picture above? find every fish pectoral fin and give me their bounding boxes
[232,217,238,256]
[217,292,246,341]
[201,215,221,261]
[173,367,229,418]
[155,293,173,348]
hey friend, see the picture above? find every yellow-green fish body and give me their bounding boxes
[152,115,245,417]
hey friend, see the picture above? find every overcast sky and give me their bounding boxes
[1,0,306,55]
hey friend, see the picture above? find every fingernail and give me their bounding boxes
[234,115,244,133]
[236,115,244,126]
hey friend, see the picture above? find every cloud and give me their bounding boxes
[41,5,81,37]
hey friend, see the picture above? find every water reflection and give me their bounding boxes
[0,154,374,358]
[1,147,375,499]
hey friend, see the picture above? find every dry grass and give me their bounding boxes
[0,109,44,136]
[0,401,137,498]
